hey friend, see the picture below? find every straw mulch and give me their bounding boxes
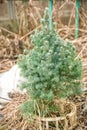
[70,90,87,130]
[0,92,44,130]
[0,91,87,130]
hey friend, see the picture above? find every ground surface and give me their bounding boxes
[0,91,87,130]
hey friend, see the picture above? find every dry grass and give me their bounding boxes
[0,91,87,130]
[0,1,87,129]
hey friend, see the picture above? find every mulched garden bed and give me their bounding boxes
[0,90,87,130]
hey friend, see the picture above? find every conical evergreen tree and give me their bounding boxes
[18,8,82,117]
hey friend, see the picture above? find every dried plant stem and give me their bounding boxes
[20,25,41,40]
[0,26,17,36]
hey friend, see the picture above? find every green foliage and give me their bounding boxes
[18,8,82,117]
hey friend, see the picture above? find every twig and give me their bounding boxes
[0,26,17,36]
[75,42,87,60]
[59,1,67,10]
[0,96,11,101]
[20,25,41,40]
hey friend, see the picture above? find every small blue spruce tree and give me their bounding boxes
[18,8,82,117]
